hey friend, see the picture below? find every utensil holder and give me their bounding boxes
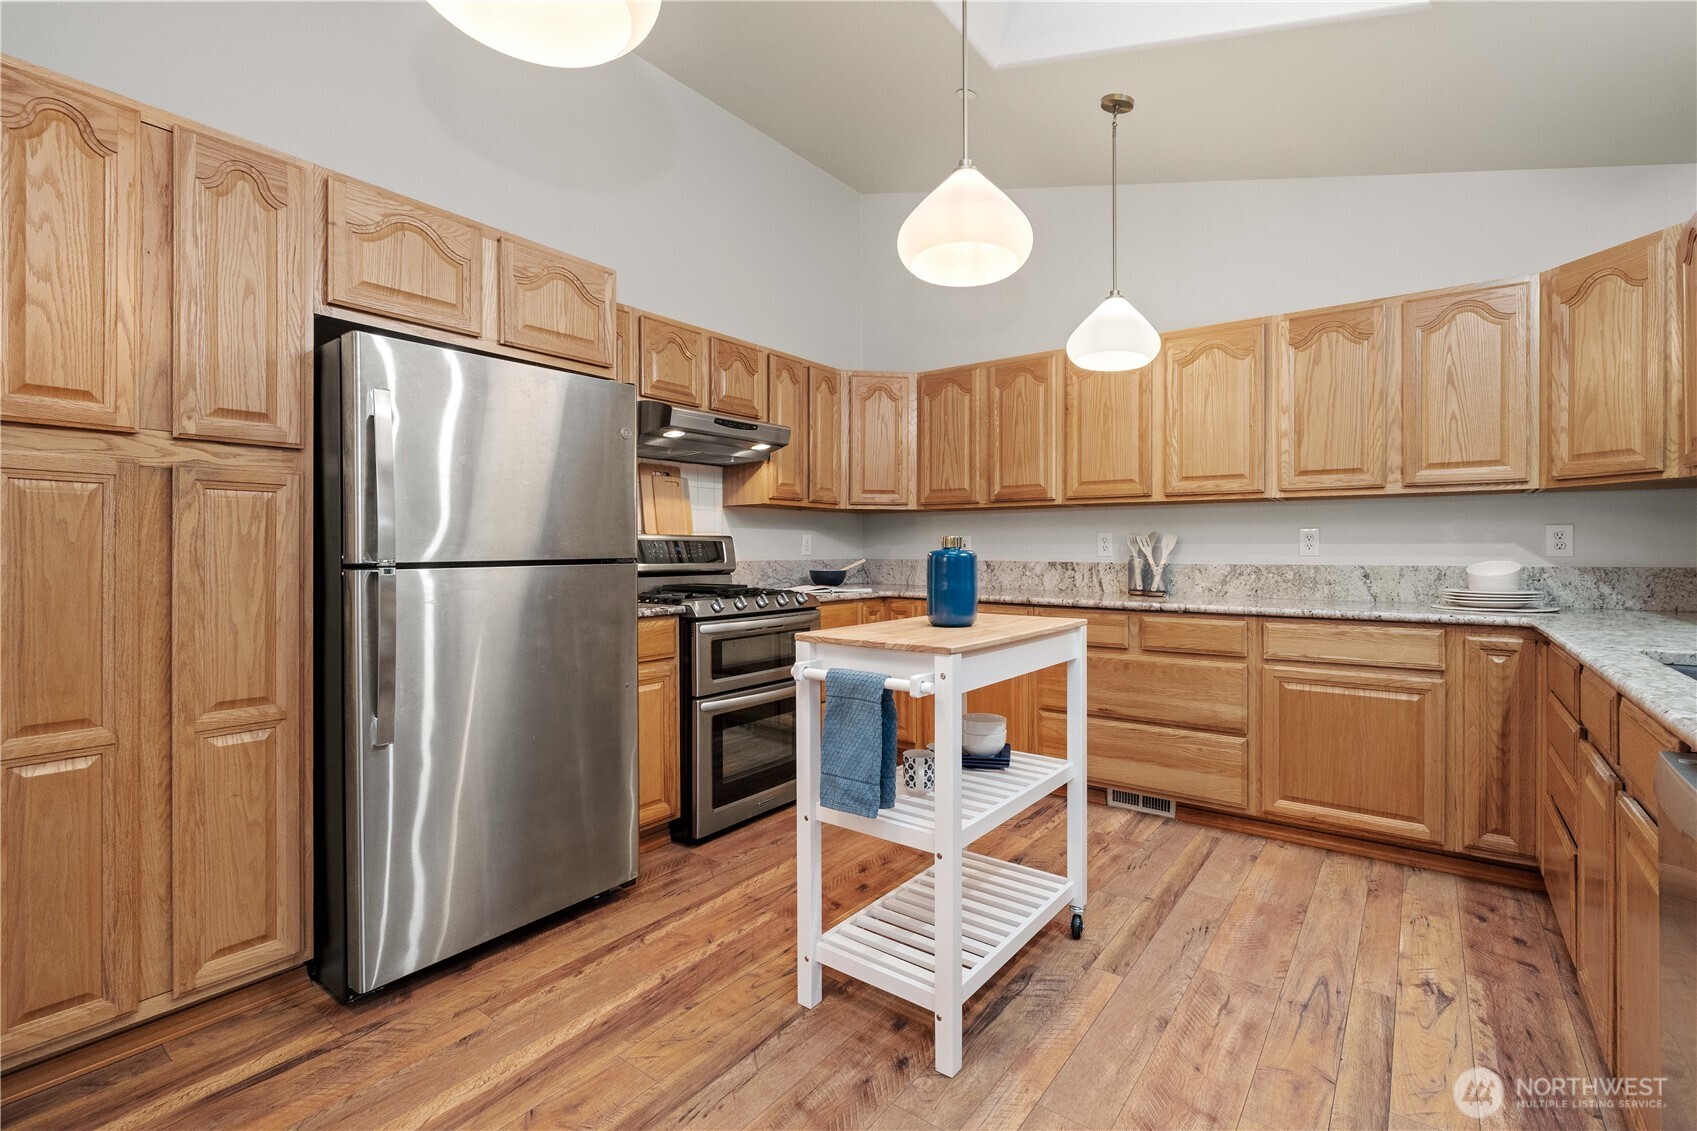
[1129,562,1168,598]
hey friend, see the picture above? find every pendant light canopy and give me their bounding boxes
[1066,94,1160,371]
[429,1,661,69]
[897,0,1033,288]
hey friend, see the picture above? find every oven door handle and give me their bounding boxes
[697,684,797,715]
[695,611,819,637]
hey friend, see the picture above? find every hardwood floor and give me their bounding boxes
[1,799,1616,1130]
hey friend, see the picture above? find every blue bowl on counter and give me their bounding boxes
[809,568,848,586]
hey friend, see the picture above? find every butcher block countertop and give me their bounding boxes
[796,613,1085,654]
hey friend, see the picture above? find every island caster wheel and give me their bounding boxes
[1070,912,1084,940]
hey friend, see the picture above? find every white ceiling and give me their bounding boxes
[634,1,1697,193]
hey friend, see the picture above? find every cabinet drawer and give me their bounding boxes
[980,604,1033,616]
[1545,735,1579,834]
[1579,669,1617,761]
[1539,793,1579,958]
[1139,614,1248,658]
[1040,653,1248,734]
[1044,713,1248,810]
[1619,698,1674,821]
[638,617,677,661]
[1035,607,1129,649]
[815,601,865,631]
[1546,646,1582,718]
[1262,620,1444,671]
[1545,691,1581,787]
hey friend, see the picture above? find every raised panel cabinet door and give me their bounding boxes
[496,236,615,368]
[808,367,844,506]
[1615,794,1660,1129]
[708,336,766,419]
[326,175,483,336]
[847,372,914,508]
[636,657,680,831]
[764,353,809,502]
[1453,632,1537,862]
[1261,664,1446,844]
[916,366,983,506]
[171,463,303,994]
[1162,320,1268,497]
[614,304,637,385]
[1400,279,1534,486]
[987,353,1061,503]
[1574,742,1618,1063]
[1542,231,1670,481]
[1539,793,1579,957]
[1063,359,1153,500]
[637,314,707,408]
[2,65,140,431]
[1276,300,1390,491]
[1,452,140,1053]
[173,129,310,447]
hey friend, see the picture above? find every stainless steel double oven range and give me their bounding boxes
[638,535,818,840]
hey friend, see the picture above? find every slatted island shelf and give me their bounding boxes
[792,612,1089,1077]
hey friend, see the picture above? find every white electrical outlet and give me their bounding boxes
[801,534,813,556]
[1546,524,1574,558]
[1096,532,1114,558]
[1299,528,1320,556]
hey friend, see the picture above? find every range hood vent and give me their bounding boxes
[636,400,789,466]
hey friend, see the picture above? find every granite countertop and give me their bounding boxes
[638,603,689,618]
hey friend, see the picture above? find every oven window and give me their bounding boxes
[708,694,795,806]
[710,631,796,681]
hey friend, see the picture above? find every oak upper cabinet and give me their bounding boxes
[496,236,615,369]
[325,175,484,336]
[1680,215,1697,475]
[1615,795,1661,1128]
[1542,230,1670,482]
[614,305,637,385]
[173,129,310,447]
[808,367,845,507]
[637,314,708,408]
[1450,631,1537,862]
[1574,741,1618,1060]
[2,64,140,432]
[1276,300,1390,492]
[916,366,983,507]
[636,618,680,832]
[764,353,809,502]
[1261,659,1446,845]
[1,452,140,1054]
[1160,319,1268,497]
[708,335,766,419]
[846,372,914,508]
[1063,359,1154,501]
[1400,279,1535,487]
[171,463,304,994]
[986,353,1062,503]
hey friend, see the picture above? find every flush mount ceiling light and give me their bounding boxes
[429,1,661,68]
[1066,94,1161,372]
[897,0,1033,287]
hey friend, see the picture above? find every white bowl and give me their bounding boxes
[1466,560,1524,593]
[962,713,1006,736]
[963,728,1007,756]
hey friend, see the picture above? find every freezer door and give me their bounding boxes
[344,562,637,994]
[338,331,635,565]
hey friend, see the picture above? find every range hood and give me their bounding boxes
[636,399,789,466]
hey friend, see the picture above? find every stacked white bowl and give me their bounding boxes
[1466,560,1525,592]
[962,713,1008,755]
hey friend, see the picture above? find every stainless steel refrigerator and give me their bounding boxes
[313,329,638,1000]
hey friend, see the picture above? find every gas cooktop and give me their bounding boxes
[638,582,813,619]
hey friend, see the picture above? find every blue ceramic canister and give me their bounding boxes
[927,536,978,627]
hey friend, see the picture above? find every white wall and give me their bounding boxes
[0,1,865,367]
[859,165,1697,370]
[863,487,1697,567]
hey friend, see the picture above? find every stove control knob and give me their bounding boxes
[754,594,769,608]
[794,592,809,604]
[733,596,748,611]
[709,599,724,613]
[774,593,790,606]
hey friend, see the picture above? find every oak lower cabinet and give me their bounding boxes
[636,618,681,833]
[1614,794,1660,1129]
[846,372,914,508]
[1450,631,1537,862]
[883,600,934,747]
[1574,741,1619,1061]
[1261,662,1446,845]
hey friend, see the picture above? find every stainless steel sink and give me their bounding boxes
[1665,662,1697,681]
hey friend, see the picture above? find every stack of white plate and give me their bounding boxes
[1432,561,1557,612]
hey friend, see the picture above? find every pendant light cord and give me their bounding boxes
[1109,110,1119,295]
[961,0,970,165]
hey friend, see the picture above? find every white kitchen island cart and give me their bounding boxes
[792,613,1088,1077]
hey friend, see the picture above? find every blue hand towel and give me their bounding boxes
[819,669,897,818]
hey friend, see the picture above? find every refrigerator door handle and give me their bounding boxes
[370,387,397,565]
[372,568,397,748]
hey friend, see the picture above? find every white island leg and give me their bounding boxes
[795,641,822,1008]
[1065,627,1088,927]
[932,654,965,1076]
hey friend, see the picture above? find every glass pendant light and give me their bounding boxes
[429,1,661,69]
[897,0,1033,287]
[1066,94,1160,371]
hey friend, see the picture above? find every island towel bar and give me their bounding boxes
[790,661,936,699]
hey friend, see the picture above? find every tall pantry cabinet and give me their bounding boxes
[1,60,312,1066]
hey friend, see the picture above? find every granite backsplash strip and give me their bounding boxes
[733,560,1697,612]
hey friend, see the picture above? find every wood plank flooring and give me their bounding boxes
[1,799,1617,1131]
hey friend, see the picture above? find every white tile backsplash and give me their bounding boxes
[680,465,725,535]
